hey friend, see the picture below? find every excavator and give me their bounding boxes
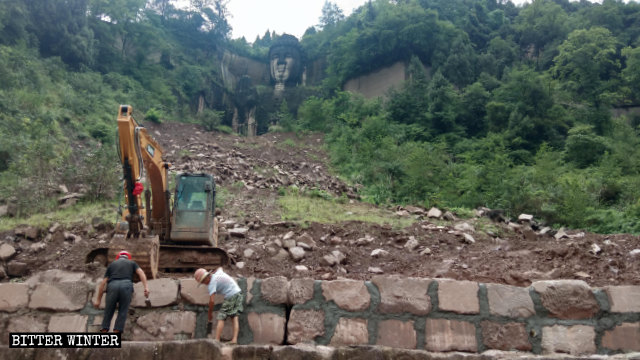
[86,105,229,278]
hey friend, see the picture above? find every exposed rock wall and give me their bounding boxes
[1,270,639,356]
[343,62,408,99]
[220,51,270,92]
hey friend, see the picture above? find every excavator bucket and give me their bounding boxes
[108,233,160,279]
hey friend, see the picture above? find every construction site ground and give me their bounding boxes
[2,121,640,288]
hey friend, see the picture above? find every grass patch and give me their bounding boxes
[279,192,415,229]
[276,138,298,150]
[0,201,118,231]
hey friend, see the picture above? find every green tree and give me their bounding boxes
[319,1,345,30]
[551,27,621,106]
[26,0,96,67]
[426,71,460,135]
[457,82,489,137]
[621,46,640,103]
[514,0,570,68]
[564,125,609,168]
[89,0,146,58]
[0,0,28,45]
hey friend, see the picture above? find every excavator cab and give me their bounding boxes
[170,173,217,246]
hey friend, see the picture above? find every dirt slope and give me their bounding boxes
[3,122,640,287]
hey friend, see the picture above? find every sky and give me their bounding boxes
[225,0,369,41]
[223,0,565,41]
[225,0,614,42]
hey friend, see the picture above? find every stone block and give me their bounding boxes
[90,315,116,333]
[246,277,256,304]
[209,312,234,341]
[272,343,334,360]
[29,282,88,311]
[2,316,47,345]
[333,345,386,359]
[532,280,599,319]
[132,278,178,308]
[605,286,640,313]
[372,275,431,315]
[481,321,531,351]
[261,276,289,305]
[437,279,479,314]
[376,319,416,349]
[486,283,535,318]
[602,323,640,352]
[287,309,325,344]
[156,340,223,360]
[48,314,88,332]
[91,282,107,309]
[321,280,370,312]
[541,324,595,355]
[179,278,222,305]
[248,312,286,344]
[0,283,29,312]
[329,318,368,346]
[131,311,196,341]
[231,345,272,359]
[425,318,477,352]
[288,278,315,305]
[26,269,89,286]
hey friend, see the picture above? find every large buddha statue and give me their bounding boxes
[269,34,303,96]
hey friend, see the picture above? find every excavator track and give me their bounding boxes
[158,245,229,272]
[108,234,160,279]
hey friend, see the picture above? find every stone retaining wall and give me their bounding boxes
[0,270,638,356]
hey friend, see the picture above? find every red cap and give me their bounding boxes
[116,251,131,260]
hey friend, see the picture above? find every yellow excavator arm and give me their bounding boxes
[116,105,171,239]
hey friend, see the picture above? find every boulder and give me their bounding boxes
[0,243,16,261]
[427,207,442,218]
[289,247,305,261]
[7,261,28,277]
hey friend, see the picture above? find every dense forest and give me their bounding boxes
[2,0,640,234]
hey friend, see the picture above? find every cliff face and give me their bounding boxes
[220,50,270,92]
[343,62,408,99]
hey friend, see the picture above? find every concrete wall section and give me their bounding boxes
[343,62,407,99]
[0,272,639,356]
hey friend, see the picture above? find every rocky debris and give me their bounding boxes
[243,248,255,259]
[58,192,84,208]
[297,233,316,249]
[555,228,569,240]
[322,250,346,266]
[289,247,305,261]
[354,234,374,246]
[404,237,419,251]
[14,226,40,240]
[371,249,389,258]
[462,234,476,244]
[518,214,534,223]
[0,243,16,261]
[427,207,442,218]
[7,261,28,277]
[442,211,456,221]
[230,228,249,238]
[2,125,640,290]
